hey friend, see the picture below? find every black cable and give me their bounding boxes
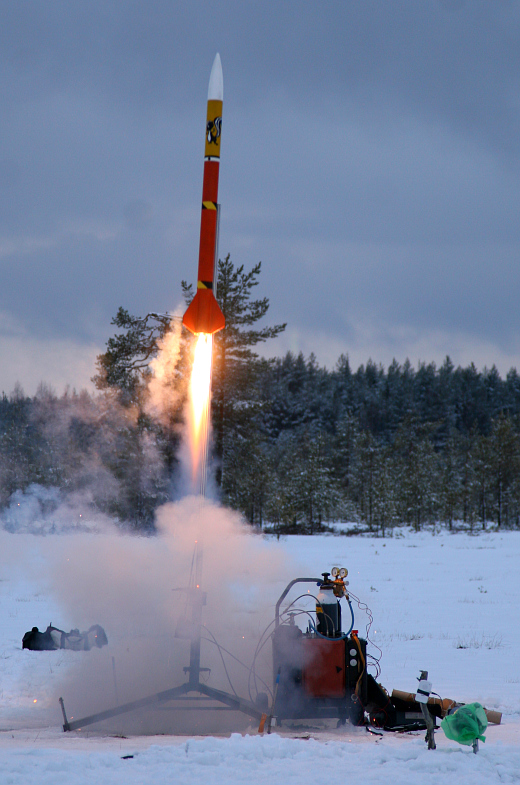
[282,593,339,636]
[247,616,280,703]
[247,609,311,702]
[367,654,381,679]
[348,590,383,666]
[201,626,274,702]
[249,624,278,702]
[283,592,319,614]
[247,588,369,704]
[281,609,316,629]
[200,628,238,697]
[247,604,335,702]
[201,633,273,701]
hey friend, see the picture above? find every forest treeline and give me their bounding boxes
[2,258,520,535]
[224,353,520,534]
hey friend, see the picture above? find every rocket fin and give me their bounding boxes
[182,289,225,335]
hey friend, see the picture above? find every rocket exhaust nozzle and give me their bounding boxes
[182,289,225,335]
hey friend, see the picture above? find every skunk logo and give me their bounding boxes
[206,116,222,145]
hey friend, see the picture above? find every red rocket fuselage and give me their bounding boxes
[183,56,226,335]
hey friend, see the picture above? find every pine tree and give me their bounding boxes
[487,414,520,529]
[93,307,175,405]
[371,444,398,537]
[0,387,36,502]
[94,256,285,502]
[392,417,438,531]
[459,429,478,530]
[438,430,461,530]
[222,433,272,526]
[183,255,286,486]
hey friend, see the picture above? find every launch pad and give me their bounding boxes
[60,584,264,733]
[59,571,365,733]
[59,569,382,734]
[59,566,502,741]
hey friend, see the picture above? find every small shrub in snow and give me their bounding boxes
[455,632,503,650]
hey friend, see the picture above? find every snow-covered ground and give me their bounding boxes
[1,516,520,784]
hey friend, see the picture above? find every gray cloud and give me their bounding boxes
[0,1,519,391]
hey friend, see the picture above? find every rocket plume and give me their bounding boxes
[188,333,213,495]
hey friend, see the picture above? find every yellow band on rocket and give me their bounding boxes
[205,99,223,159]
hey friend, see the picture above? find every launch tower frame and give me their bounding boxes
[60,585,264,732]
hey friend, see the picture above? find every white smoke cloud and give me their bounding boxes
[145,312,184,428]
[0,484,118,536]
[2,496,292,734]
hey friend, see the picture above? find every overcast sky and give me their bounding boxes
[1,0,519,394]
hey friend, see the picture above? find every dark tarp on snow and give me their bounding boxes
[22,624,108,651]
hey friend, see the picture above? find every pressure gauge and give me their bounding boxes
[331,567,339,577]
[339,567,348,578]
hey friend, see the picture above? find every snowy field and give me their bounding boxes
[1,510,520,784]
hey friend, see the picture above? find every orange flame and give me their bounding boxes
[188,333,213,490]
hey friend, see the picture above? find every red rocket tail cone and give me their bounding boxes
[182,289,225,335]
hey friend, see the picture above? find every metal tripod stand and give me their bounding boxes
[60,333,265,732]
[60,583,263,732]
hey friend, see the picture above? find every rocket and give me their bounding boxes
[182,54,226,335]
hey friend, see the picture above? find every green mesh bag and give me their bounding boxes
[441,702,488,746]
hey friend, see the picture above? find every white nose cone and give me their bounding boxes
[208,53,223,101]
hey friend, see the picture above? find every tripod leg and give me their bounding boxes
[62,682,191,732]
[197,683,264,721]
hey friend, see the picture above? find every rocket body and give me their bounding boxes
[183,54,226,335]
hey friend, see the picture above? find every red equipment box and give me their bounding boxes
[302,638,346,698]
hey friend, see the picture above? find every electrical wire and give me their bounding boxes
[247,590,357,702]
[287,588,379,678]
[247,599,353,704]
[283,593,334,637]
[246,605,318,703]
[305,601,354,640]
[281,609,317,630]
[204,628,273,698]
[348,589,383,667]
[351,632,366,698]
[200,628,239,697]
[216,585,373,707]
[282,592,355,639]
[282,592,320,614]
[248,622,279,703]
[201,627,274,702]
[367,653,381,679]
